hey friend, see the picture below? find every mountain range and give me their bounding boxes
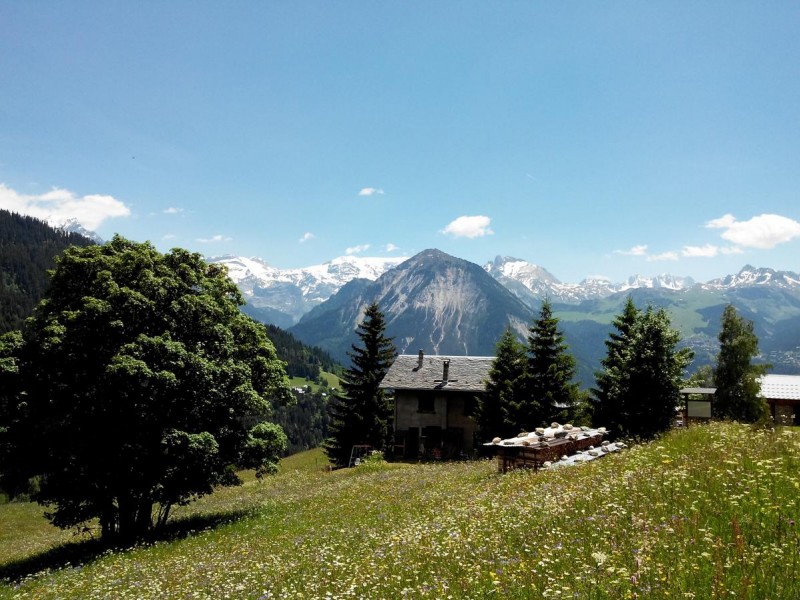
[210,253,706,324]
[210,255,405,328]
[3,206,798,389]
[211,251,800,387]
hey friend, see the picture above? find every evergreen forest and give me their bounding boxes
[0,210,94,333]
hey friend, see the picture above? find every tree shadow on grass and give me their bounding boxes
[0,508,252,584]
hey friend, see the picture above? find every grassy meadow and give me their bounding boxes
[1,422,799,599]
[288,370,341,394]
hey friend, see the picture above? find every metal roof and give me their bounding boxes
[759,374,800,401]
[680,387,717,395]
[379,354,493,392]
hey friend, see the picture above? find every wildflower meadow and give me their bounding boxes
[1,422,798,599]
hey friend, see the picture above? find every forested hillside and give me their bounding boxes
[264,324,342,379]
[0,210,94,332]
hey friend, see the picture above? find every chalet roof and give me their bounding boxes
[680,387,717,395]
[379,354,493,393]
[759,374,800,401]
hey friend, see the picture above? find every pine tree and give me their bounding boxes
[325,302,396,467]
[592,300,692,439]
[523,299,581,428]
[623,307,693,438]
[475,327,526,440]
[591,296,640,433]
[713,304,768,422]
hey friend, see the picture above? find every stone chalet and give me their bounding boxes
[759,374,800,425]
[379,351,493,459]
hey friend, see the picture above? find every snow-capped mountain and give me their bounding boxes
[53,217,104,244]
[701,265,800,291]
[208,254,407,327]
[213,251,800,334]
[483,256,695,305]
[483,256,560,289]
[290,249,532,360]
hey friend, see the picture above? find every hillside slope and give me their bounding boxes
[2,423,797,599]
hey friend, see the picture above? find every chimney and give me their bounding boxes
[442,359,450,382]
[418,349,424,368]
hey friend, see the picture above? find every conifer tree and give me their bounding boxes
[325,302,396,467]
[591,296,640,433]
[623,307,693,438]
[523,299,581,428]
[713,304,768,422]
[593,301,692,438]
[475,327,526,440]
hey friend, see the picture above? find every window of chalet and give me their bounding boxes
[463,396,476,417]
[417,396,435,413]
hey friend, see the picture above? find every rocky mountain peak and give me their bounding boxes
[703,265,800,290]
[290,248,531,359]
[55,217,104,244]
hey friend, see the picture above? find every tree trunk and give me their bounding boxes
[100,502,118,538]
[116,494,136,541]
[135,499,153,535]
[157,502,172,528]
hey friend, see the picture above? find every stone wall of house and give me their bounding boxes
[394,390,478,457]
[773,403,796,426]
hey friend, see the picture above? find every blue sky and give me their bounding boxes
[1,2,799,283]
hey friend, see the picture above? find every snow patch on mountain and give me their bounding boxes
[53,217,104,243]
[619,273,695,292]
[209,254,408,324]
[701,265,800,290]
[485,256,696,303]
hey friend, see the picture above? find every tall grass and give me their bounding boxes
[1,422,798,599]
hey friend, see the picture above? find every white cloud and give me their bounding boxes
[705,214,738,229]
[441,215,494,238]
[680,244,741,258]
[163,207,183,214]
[196,234,232,243]
[647,251,679,262]
[345,244,370,255]
[615,244,649,256]
[682,244,720,258]
[162,233,177,240]
[299,232,315,243]
[721,246,744,255]
[0,182,131,230]
[358,187,385,196]
[385,243,400,252]
[705,213,800,249]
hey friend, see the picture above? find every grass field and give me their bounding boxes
[1,423,799,599]
[288,370,340,394]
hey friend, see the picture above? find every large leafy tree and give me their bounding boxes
[0,237,290,540]
[590,296,640,433]
[523,299,582,428]
[325,302,396,467]
[713,304,768,422]
[475,327,526,440]
[593,301,692,439]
